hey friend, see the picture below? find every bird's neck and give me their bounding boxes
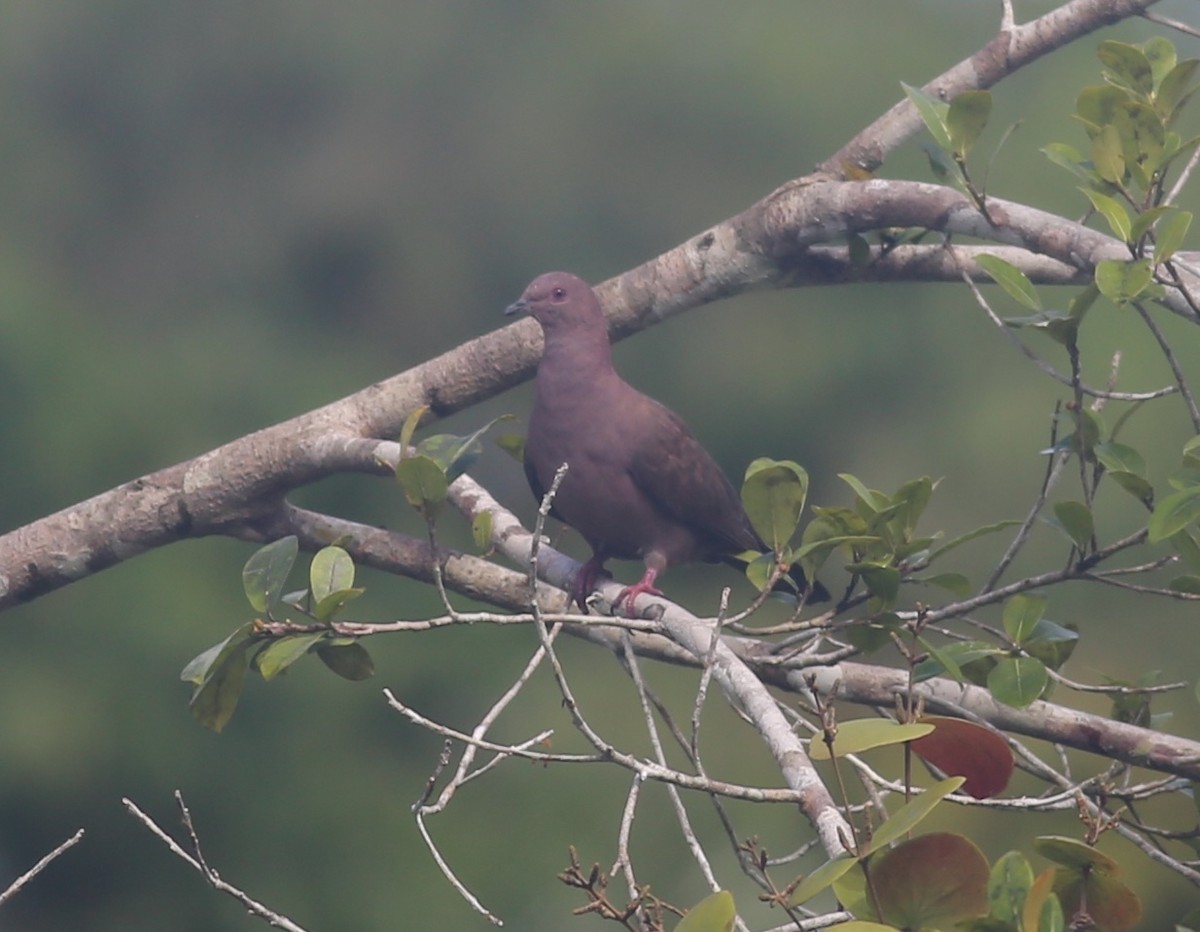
[536,326,617,390]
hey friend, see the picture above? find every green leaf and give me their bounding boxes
[1149,486,1200,542]
[1141,36,1177,88]
[242,536,299,613]
[1023,619,1079,671]
[675,890,735,932]
[808,720,934,760]
[1128,204,1173,244]
[947,90,992,156]
[1002,593,1046,644]
[1098,40,1154,96]
[864,777,965,856]
[1050,501,1093,550]
[918,572,971,597]
[988,656,1049,708]
[495,432,525,462]
[1081,188,1131,242]
[1091,123,1126,183]
[741,459,809,552]
[185,622,258,732]
[855,564,901,608]
[988,851,1035,925]
[927,520,1021,562]
[1041,142,1097,184]
[1094,258,1153,304]
[399,404,429,454]
[316,641,375,681]
[789,855,859,906]
[1076,85,1127,135]
[976,254,1041,310]
[839,473,892,513]
[1157,58,1200,121]
[396,454,449,517]
[311,587,364,624]
[1033,836,1121,876]
[903,82,952,151]
[310,545,354,605]
[255,632,325,681]
[472,511,494,551]
[1155,209,1192,266]
[1094,441,1146,476]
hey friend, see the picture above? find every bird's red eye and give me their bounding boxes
[552,287,566,300]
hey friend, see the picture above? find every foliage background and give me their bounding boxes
[1,2,1198,928]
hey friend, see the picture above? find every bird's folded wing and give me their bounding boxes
[626,401,758,555]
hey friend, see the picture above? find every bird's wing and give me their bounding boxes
[626,398,759,555]
[523,453,566,524]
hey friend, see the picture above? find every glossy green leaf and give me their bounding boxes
[310,545,354,605]
[915,640,998,685]
[316,641,375,681]
[1094,441,1146,477]
[1076,85,1127,134]
[495,432,525,462]
[808,719,934,760]
[399,404,429,454]
[947,90,991,156]
[242,536,299,613]
[977,254,1042,310]
[988,655,1048,708]
[988,850,1035,924]
[864,777,965,856]
[1157,58,1200,121]
[674,890,735,932]
[1128,204,1173,244]
[741,458,809,552]
[1002,593,1046,643]
[1155,209,1192,266]
[927,520,1020,562]
[1041,142,1096,183]
[255,632,325,681]
[1098,40,1154,95]
[1023,618,1079,670]
[838,473,892,514]
[903,81,952,151]
[472,511,494,551]
[1081,188,1131,242]
[396,454,449,516]
[186,622,258,732]
[1149,485,1200,541]
[919,572,971,596]
[789,855,859,907]
[857,564,901,608]
[1141,36,1177,88]
[1094,258,1153,304]
[1034,836,1122,875]
[1050,501,1093,550]
[311,586,364,624]
[1091,123,1125,183]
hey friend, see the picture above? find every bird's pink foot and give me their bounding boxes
[571,556,611,612]
[614,569,663,618]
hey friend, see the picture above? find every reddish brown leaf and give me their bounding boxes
[911,715,1014,799]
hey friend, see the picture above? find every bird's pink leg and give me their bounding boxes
[571,555,610,611]
[614,567,664,618]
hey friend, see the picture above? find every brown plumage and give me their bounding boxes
[506,271,827,615]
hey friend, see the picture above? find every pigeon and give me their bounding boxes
[505,271,827,616]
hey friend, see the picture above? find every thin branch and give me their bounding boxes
[124,794,310,932]
[0,829,85,908]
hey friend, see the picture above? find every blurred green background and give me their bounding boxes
[2,2,1199,928]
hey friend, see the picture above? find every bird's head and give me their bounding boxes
[504,271,604,333]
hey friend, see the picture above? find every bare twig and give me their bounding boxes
[0,829,85,908]
[123,794,310,932]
